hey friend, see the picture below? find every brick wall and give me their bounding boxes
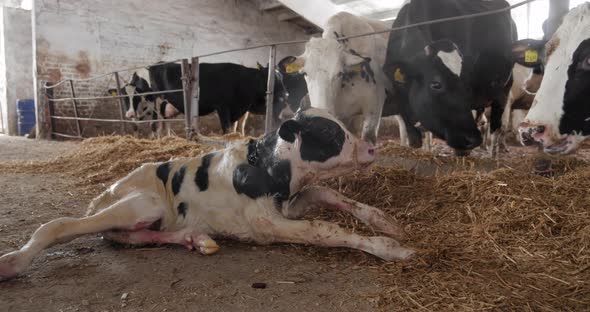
[34,0,309,137]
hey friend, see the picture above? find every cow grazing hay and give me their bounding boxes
[1,136,589,310]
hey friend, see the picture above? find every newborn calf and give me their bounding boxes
[0,108,414,280]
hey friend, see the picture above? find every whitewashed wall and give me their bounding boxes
[0,7,33,135]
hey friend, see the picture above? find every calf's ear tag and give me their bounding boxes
[285,63,300,74]
[525,49,539,64]
[109,90,118,96]
[394,68,405,84]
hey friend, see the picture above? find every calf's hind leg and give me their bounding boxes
[103,230,219,255]
[0,191,167,280]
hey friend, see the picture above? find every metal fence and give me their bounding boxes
[40,0,537,141]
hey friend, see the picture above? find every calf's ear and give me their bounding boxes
[512,39,546,67]
[278,120,302,143]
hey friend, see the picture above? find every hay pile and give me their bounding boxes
[0,136,216,188]
[321,163,590,310]
[2,136,590,310]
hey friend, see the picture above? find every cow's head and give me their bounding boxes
[274,107,375,181]
[273,56,309,122]
[385,40,482,152]
[518,4,590,155]
[108,72,154,120]
[280,37,371,114]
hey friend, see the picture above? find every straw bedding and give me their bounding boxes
[1,136,589,310]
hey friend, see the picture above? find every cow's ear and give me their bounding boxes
[278,56,297,73]
[278,120,302,143]
[108,89,118,96]
[512,39,546,67]
[386,62,413,85]
[282,56,305,74]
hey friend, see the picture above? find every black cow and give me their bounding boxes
[383,0,516,155]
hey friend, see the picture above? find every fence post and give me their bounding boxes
[114,72,126,134]
[264,45,276,134]
[190,57,200,138]
[181,59,193,140]
[35,80,53,139]
[68,80,83,137]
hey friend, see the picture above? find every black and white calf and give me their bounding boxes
[518,3,590,155]
[0,108,413,280]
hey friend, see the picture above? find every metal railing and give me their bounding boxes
[41,0,538,141]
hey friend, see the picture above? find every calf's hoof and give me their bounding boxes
[370,237,415,261]
[0,252,29,281]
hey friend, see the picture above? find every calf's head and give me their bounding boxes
[386,40,482,151]
[275,108,375,180]
[517,4,590,155]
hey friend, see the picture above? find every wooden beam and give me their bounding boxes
[278,11,300,22]
[259,0,283,11]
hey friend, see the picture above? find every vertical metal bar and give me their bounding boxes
[181,59,192,140]
[45,82,56,139]
[190,57,200,137]
[114,72,126,134]
[68,80,82,137]
[264,45,277,134]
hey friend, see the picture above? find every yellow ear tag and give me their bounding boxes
[110,90,118,96]
[525,49,539,63]
[350,63,363,73]
[285,63,301,74]
[394,68,405,84]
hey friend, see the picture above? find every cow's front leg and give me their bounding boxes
[489,95,507,157]
[257,218,414,261]
[103,229,219,255]
[282,186,405,240]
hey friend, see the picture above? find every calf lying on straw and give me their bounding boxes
[0,108,413,280]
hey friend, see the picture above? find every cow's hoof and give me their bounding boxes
[533,158,553,177]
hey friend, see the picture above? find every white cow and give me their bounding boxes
[283,12,393,144]
[518,3,590,155]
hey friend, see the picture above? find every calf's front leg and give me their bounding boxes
[257,218,414,261]
[282,186,406,240]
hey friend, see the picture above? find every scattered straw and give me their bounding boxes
[1,135,590,310]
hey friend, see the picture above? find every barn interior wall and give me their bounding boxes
[33,0,309,137]
[0,6,33,136]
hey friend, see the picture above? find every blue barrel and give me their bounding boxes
[17,99,36,136]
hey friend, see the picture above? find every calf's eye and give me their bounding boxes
[582,56,590,71]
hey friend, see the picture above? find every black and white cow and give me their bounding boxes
[108,70,155,121]
[0,108,414,280]
[149,62,288,135]
[112,62,289,136]
[383,0,516,155]
[518,3,590,155]
[281,12,392,145]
